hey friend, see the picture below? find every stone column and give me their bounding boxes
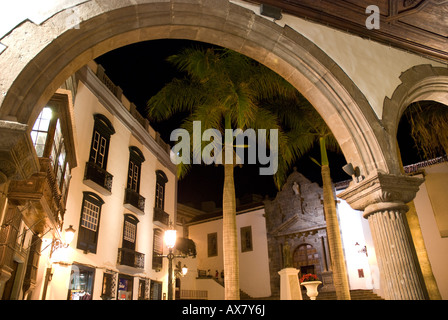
[339,171,427,300]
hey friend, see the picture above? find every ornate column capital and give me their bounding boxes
[338,170,424,217]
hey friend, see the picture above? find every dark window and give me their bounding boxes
[152,229,163,271]
[88,114,115,170]
[241,226,253,252]
[76,192,104,254]
[138,279,147,300]
[100,273,115,300]
[155,170,168,210]
[208,233,218,257]
[127,147,145,193]
[122,214,138,251]
[150,280,163,300]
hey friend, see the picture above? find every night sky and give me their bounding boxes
[94,39,422,207]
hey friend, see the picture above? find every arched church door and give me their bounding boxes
[293,244,321,276]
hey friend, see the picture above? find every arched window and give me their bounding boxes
[122,214,139,251]
[89,114,115,170]
[127,146,145,193]
[155,170,168,210]
[152,228,163,271]
[84,114,115,194]
[76,192,104,254]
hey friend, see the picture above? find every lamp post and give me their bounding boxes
[158,224,188,300]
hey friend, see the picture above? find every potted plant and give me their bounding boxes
[300,274,322,300]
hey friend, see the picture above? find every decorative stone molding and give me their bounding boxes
[0,120,39,183]
[338,170,424,215]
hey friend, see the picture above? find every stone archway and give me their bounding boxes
[383,64,448,138]
[380,64,448,300]
[0,0,392,181]
[0,0,432,300]
[338,65,448,300]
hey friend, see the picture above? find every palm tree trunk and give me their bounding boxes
[320,137,351,300]
[223,163,240,300]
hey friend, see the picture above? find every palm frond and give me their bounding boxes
[146,78,204,121]
[166,47,220,81]
[405,102,448,159]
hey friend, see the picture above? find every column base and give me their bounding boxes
[278,268,302,300]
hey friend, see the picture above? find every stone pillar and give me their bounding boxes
[339,171,427,300]
[364,202,425,299]
[278,268,303,300]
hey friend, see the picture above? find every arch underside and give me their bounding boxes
[0,1,392,177]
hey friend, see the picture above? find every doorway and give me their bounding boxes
[293,243,321,276]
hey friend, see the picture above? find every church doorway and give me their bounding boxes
[293,244,322,276]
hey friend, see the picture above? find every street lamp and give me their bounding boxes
[158,223,188,300]
[47,225,76,257]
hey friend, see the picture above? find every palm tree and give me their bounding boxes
[264,94,351,300]
[146,47,298,300]
[404,101,448,159]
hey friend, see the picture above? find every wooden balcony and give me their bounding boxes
[83,161,113,195]
[117,247,145,269]
[7,158,64,235]
[123,188,145,215]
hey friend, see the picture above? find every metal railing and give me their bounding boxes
[84,161,113,192]
[124,188,145,213]
[180,290,208,300]
[117,247,145,269]
[153,207,169,226]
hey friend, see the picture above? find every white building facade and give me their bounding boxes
[179,200,271,299]
[30,61,177,300]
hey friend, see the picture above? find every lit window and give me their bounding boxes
[124,221,137,243]
[81,201,100,232]
[31,107,52,157]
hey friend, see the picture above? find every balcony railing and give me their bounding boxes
[124,188,145,214]
[84,161,113,195]
[153,207,169,226]
[180,290,208,300]
[117,248,145,269]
